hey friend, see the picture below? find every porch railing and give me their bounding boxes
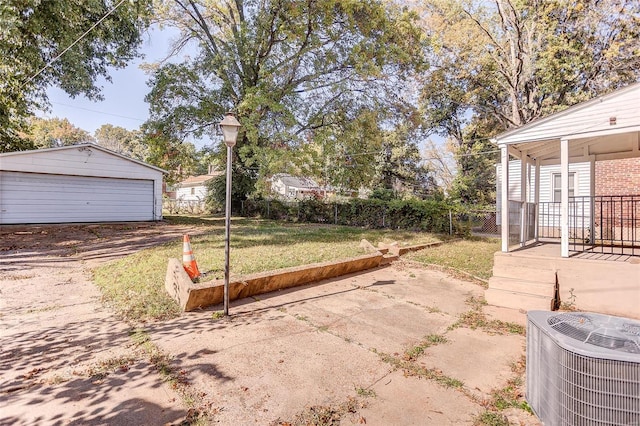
[538,195,640,256]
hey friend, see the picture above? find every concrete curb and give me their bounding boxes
[166,252,384,312]
[165,239,460,312]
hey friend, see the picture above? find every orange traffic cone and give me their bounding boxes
[182,235,201,280]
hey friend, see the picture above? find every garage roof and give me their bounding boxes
[0,143,166,174]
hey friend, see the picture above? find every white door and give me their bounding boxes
[0,172,155,224]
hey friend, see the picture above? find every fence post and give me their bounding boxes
[382,208,386,228]
[334,203,338,225]
[241,200,244,216]
[267,199,270,219]
[449,210,453,235]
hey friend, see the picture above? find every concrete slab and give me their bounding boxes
[358,370,482,425]
[1,225,536,425]
[0,361,184,426]
[149,309,391,424]
[484,305,529,328]
[420,327,525,396]
[150,263,524,424]
[0,224,201,426]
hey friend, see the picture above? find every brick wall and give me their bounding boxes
[594,157,640,239]
[595,157,640,196]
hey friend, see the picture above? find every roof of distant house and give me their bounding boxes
[273,174,319,189]
[179,172,223,186]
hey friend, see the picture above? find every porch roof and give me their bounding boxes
[493,83,640,163]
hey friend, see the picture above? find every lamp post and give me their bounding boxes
[219,111,241,316]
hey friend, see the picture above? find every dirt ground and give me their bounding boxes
[0,221,539,425]
[0,222,205,425]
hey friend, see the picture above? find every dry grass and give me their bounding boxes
[94,218,440,322]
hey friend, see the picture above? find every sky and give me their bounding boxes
[40,26,214,150]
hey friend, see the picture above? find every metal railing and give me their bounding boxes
[538,196,640,256]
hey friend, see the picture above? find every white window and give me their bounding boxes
[552,172,575,202]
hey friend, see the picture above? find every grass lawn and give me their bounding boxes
[94,216,443,322]
[403,237,501,280]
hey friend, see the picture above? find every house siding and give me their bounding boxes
[495,161,591,204]
[496,83,640,144]
[0,145,163,224]
[176,184,208,202]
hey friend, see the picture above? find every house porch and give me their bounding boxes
[485,242,640,320]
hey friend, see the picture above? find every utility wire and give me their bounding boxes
[50,101,146,122]
[22,0,128,87]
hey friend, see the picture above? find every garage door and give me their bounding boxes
[0,172,155,224]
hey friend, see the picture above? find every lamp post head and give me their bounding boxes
[219,112,241,148]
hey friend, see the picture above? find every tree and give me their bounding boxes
[417,0,640,204]
[144,0,427,201]
[143,126,202,185]
[373,125,436,199]
[94,124,148,160]
[421,138,456,194]
[0,0,151,152]
[22,117,94,149]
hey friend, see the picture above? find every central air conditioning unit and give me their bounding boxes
[527,310,640,426]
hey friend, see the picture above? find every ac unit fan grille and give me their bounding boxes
[548,312,640,354]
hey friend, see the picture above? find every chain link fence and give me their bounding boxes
[240,198,498,237]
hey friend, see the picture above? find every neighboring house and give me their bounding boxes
[270,174,321,199]
[0,144,164,224]
[163,182,177,200]
[175,172,222,209]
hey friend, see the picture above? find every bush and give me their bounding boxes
[242,197,468,235]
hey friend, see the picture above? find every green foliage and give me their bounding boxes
[474,411,509,426]
[369,189,397,202]
[22,117,93,149]
[0,0,152,152]
[419,0,640,205]
[372,125,436,199]
[243,198,461,234]
[94,124,147,160]
[143,128,200,185]
[205,166,257,212]
[144,0,427,203]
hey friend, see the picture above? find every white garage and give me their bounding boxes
[0,144,164,224]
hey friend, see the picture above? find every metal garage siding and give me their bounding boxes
[0,172,155,224]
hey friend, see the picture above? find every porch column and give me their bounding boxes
[500,145,510,252]
[589,155,595,245]
[534,158,540,241]
[561,138,570,257]
[520,152,527,246]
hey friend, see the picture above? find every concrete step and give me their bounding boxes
[381,254,399,265]
[492,253,557,283]
[492,263,556,284]
[485,288,554,311]
[488,276,556,298]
